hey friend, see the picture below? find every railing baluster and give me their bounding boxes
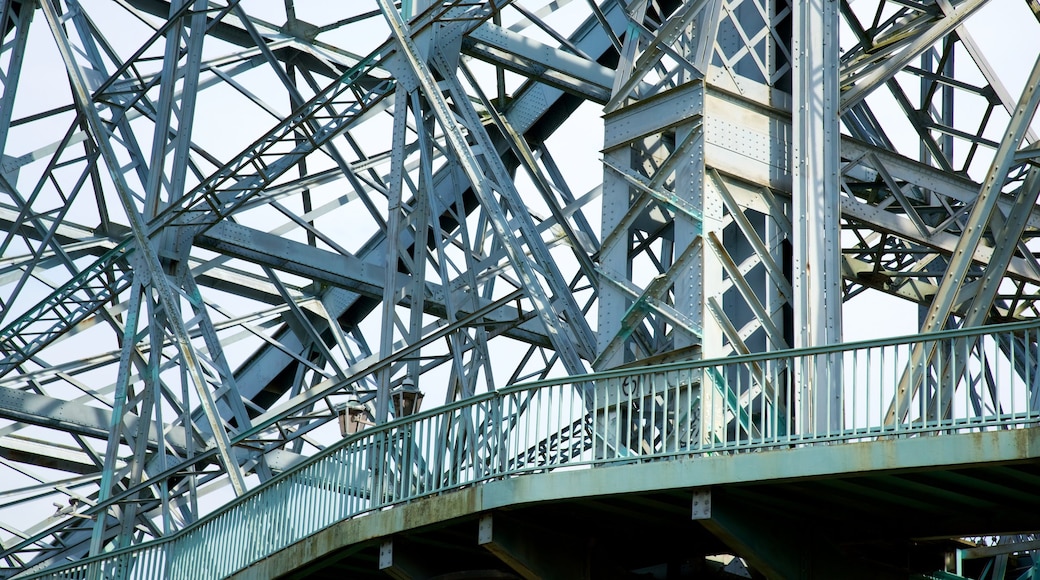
[30,319,1040,580]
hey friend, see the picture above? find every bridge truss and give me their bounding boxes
[0,0,1039,577]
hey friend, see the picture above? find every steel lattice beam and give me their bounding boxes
[0,0,1038,576]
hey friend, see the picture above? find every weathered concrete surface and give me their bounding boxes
[484,427,1040,507]
[230,428,1040,578]
[230,488,484,579]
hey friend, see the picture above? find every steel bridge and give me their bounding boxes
[18,320,1040,578]
[1,0,1040,578]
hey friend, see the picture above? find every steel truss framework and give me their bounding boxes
[0,0,1038,576]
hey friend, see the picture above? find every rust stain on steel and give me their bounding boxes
[229,429,1040,579]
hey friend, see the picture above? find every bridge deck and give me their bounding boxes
[236,429,1040,579]
[26,320,1040,579]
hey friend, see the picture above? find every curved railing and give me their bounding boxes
[25,320,1040,579]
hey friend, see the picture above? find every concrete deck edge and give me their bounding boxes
[231,428,1040,578]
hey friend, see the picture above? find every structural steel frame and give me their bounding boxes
[0,0,1038,576]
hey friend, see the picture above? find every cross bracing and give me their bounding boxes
[0,0,1038,577]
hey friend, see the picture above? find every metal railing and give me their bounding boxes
[25,320,1040,579]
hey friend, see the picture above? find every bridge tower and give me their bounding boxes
[0,0,1039,577]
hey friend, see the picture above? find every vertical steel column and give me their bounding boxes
[377,0,593,377]
[376,88,410,424]
[143,0,206,218]
[88,279,145,556]
[792,0,842,433]
[0,0,32,154]
[38,0,248,500]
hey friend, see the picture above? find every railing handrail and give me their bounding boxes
[195,316,1040,540]
[514,317,1040,389]
[21,317,1040,578]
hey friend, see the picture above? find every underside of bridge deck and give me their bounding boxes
[233,431,1040,580]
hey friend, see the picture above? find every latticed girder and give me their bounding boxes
[0,0,1038,577]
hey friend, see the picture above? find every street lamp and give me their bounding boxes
[337,400,371,436]
[391,378,423,417]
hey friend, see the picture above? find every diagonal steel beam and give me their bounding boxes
[377,0,593,376]
[839,0,988,112]
[885,51,1040,425]
[0,43,395,378]
[39,0,247,496]
[0,0,32,153]
[919,54,1040,333]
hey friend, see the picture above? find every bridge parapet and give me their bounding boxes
[25,319,1040,580]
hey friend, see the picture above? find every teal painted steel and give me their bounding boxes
[24,319,1040,579]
